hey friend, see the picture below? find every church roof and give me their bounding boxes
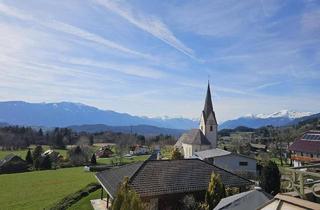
[177,129,211,145]
[203,83,217,123]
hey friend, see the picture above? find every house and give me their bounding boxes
[42,149,63,162]
[214,189,272,210]
[175,82,218,158]
[288,130,320,167]
[129,145,149,155]
[257,194,320,210]
[195,149,257,178]
[175,83,257,177]
[95,146,114,158]
[94,159,253,210]
[249,143,267,153]
[0,154,29,174]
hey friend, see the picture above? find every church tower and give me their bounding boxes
[199,82,218,148]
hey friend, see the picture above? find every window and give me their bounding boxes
[311,154,313,158]
[210,125,213,131]
[239,161,248,166]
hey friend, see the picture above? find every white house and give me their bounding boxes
[195,149,257,178]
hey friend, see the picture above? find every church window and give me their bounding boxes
[210,126,213,131]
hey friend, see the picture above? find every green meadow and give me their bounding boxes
[0,150,149,210]
[0,167,96,210]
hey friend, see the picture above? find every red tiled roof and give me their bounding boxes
[288,131,320,153]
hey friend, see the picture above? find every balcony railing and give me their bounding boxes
[282,164,320,199]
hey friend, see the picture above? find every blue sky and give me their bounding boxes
[0,0,319,122]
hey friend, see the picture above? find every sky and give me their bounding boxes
[0,0,319,122]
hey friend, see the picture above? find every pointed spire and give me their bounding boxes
[203,82,213,117]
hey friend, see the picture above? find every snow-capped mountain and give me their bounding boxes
[0,101,198,130]
[220,110,314,129]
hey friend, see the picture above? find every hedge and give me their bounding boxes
[50,183,101,210]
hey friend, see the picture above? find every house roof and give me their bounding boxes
[214,189,272,210]
[288,130,320,153]
[195,148,231,159]
[96,159,253,199]
[0,154,24,167]
[250,143,267,149]
[176,129,211,146]
[257,194,320,210]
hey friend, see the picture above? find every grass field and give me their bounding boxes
[0,167,96,210]
[0,145,68,160]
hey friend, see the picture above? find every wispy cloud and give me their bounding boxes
[94,0,196,59]
[0,2,150,59]
[62,57,166,79]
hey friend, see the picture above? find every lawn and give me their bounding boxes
[97,155,150,165]
[0,145,68,160]
[0,167,96,210]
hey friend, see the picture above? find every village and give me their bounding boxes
[1,83,320,210]
[0,1,319,210]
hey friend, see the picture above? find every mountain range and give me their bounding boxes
[0,101,198,129]
[220,110,314,129]
[0,101,318,134]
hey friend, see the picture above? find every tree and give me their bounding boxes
[25,149,33,165]
[40,155,52,170]
[111,177,144,210]
[89,135,94,146]
[260,161,281,195]
[91,153,97,165]
[170,148,184,160]
[204,172,226,209]
[32,145,43,161]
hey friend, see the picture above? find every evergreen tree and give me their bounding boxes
[89,135,94,146]
[25,149,33,165]
[260,161,281,195]
[40,155,52,170]
[32,145,43,161]
[111,177,144,210]
[205,172,226,209]
[170,148,184,160]
[91,153,97,165]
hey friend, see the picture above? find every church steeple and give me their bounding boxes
[200,82,218,148]
[203,82,214,122]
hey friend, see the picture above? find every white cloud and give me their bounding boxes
[94,0,196,59]
[0,2,151,59]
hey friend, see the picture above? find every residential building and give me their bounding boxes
[94,159,253,210]
[288,130,320,167]
[0,154,28,174]
[129,144,149,155]
[195,149,257,178]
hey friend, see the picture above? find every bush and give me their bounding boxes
[50,183,101,210]
[260,161,280,195]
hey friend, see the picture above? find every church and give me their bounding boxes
[175,82,218,158]
[175,83,257,178]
